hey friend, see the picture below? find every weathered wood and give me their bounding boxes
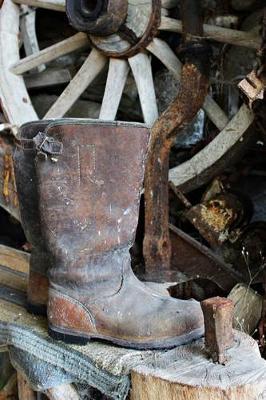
[25,68,71,89]
[169,104,254,191]
[228,283,263,335]
[0,245,29,291]
[12,0,65,12]
[129,52,158,126]
[147,38,229,130]
[159,17,261,49]
[0,0,38,126]
[0,245,29,274]
[202,297,234,364]
[45,49,107,118]
[11,33,89,75]
[131,331,266,400]
[17,373,36,400]
[0,133,20,220]
[45,384,80,400]
[0,373,17,400]
[20,6,45,73]
[99,58,129,120]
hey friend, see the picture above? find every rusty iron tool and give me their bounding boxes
[66,0,128,36]
[144,0,211,276]
[201,297,234,364]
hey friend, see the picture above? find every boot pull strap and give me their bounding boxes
[33,132,63,162]
[16,132,63,161]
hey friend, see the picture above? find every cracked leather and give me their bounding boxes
[36,120,204,349]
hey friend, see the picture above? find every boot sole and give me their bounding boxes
[48,324,204,350]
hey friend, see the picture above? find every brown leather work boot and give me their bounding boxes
[35,119,204,350]
[13,121,52,315]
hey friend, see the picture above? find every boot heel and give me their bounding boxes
[48,289,96,345]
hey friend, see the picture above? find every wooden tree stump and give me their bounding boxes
[131,331,266,400]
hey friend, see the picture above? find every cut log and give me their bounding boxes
[0,0,38,126]
[99,58,129,120]
[131,331,266,400]
[45,49,107,118]
[159,17,261,49]
[129,52,158,126]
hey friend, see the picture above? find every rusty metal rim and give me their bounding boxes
[89,0,162,58]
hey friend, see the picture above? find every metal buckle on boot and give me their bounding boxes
[33,131,63,162]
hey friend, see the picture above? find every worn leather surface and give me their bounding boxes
[36,120,203,349]
[13,121,52,308]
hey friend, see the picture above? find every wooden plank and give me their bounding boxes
[13,0,65,12]
[99,58,129,120]
[0,245,29,274]
[0,0,38,126]
[129,52,158,126]
[45,49,107,118]
[11,33,89,75]
[0,266,28,292]
[17,373,36,400]
[148,38,229,130]
[169,104,254,190]
[159,17,261,49]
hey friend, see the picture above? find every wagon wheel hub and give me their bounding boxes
[66,0,162,58]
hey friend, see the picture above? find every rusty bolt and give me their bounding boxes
[201,297,234,364]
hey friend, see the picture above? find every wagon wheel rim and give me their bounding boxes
[0,0,258,192]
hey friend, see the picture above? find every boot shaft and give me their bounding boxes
[13,121,50,247]
[36,120,149,287]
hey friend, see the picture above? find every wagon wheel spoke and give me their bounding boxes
[13,0,65,12]
[11,32,89,75]
[129,52,158,126]
[169,104,255,191]
[159,17,261,49]
[99,58,129,121]
[45,48,107,119]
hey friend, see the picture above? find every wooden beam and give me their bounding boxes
[159,17,261,49]
[11,33,89,75]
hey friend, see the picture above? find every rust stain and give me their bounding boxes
[3,152,18,208]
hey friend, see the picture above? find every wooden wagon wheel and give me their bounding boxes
[0,0,259,191]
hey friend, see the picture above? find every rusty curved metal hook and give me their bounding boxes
[144,0,211,277]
